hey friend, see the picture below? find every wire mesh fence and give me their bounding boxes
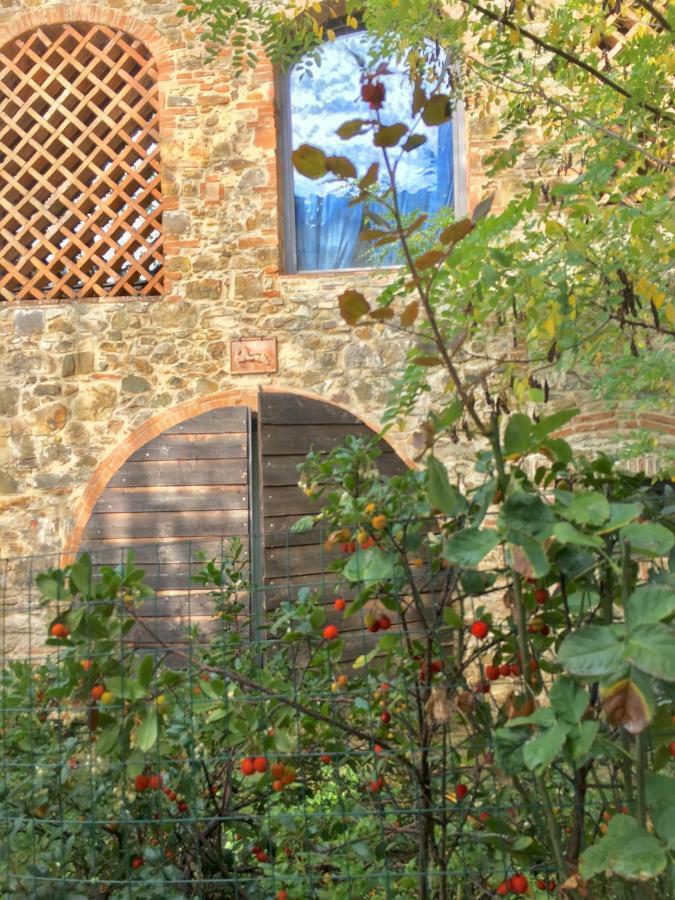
[0,531,667,898]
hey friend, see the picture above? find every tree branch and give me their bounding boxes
[635,0,672,31]
[461,0,674,123]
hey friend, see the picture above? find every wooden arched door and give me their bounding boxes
[79,393,408,652]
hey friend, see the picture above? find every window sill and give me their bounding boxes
[278,265,404,280]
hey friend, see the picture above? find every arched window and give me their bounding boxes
[0,23,162,301]
[281,28,465,273]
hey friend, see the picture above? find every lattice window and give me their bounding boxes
[0,23,163,301]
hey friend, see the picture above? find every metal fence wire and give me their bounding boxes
[0,532,656,898]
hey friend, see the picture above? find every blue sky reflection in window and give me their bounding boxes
[290,31,454,271]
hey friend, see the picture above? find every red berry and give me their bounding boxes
[134,774,150,792]
[378,615,392,630]
[536,880,547,890]
[510,874,528,894]
[455,783,468,800]
[368,779,381,793]
[670,741,675,757]
[380,710,391,724]
[255,850,268,863]
[485,664,500,681]
[271,762,285,778]
[240,757,255,776]
[253,756,268,774]
[475,681,491,694]
[499,663,511,677]
[341,542,356,553]
[272,779,283,792]
[530,658,539,672]
[541,625,551,636]
[470,620,489,639]
[50,623,69,639]
[367,621,381,633]
[131,856,143,869]
[373,744,383,755]
[510,663,521,677]
[496,883,509,896]
[548,881,556,891]
[149,774,163,790]
[333,598,346,612]
[178,801,188,813]
[323,624,339,641]
[276,892,289,900]
[534,587,549,605]
[90,684,105,701]
[320,754,332,765]
[430,659,443,673]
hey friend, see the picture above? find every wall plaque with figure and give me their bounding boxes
[230,338,278,374]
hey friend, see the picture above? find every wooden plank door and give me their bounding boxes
[257,392,408,641]
[80,407,251,650]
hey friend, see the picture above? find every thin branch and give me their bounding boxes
[635,0,672,31]
[467,56,675,171]
[461,0,674,123]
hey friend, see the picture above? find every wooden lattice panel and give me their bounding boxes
[0,23,163,301]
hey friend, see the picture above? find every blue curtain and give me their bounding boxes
[295,121,455,271]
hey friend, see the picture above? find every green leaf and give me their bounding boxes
[97,723,121,756]
[442,608,463,628]
[500,492,555,537]
[493,726,528,775]
[344,547,395,584]
[625,582,675,628]
[36,572,65,601]
[570,720,599,763]
[503,414,533,456]
[531,407,579,440]
[580,815,667,881]
[600,672,655,734]
[373,123,408,147]
[421,94,451,126]
[620,523,674,558]
[647,774,675,848]
[292,143,327,179]
[507,531,550,578]
[523,722,569,773]
[135,708,158,753]
[553,521,603,549]
[625,623,675,681]
[105,677,146,701]
[549,677,589,724]
[564,492,610,527]
[597,502,642,534]
[557,626,627,678]
[69,555,93,596]
[442,528,500,568]
[290,515,316,534]
[138,655,155,689]
[426,456,468,517]
[338,289,370,325]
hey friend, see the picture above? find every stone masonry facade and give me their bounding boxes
[0,0,673,586]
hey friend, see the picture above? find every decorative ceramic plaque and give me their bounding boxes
[230,338,278,374]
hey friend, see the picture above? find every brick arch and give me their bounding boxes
[0,4,174,79]
[62,387,414,562]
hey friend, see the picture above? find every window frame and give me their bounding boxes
[276,30,468,276]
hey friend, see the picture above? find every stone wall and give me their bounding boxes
[0,0,673,579]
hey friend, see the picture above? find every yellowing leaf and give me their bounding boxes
[411,355,442,366]
[359,161,379,188]
[402,134,427,152]
[339,289,370,325]
[373,123,408,147]
[635,277,666,308]
[326,155,357,178]
[370,307,395,321]
[400,301,419,327]
[440,218,473,245]
[415,249,445,271]
[337,119,367,140]
[292,144,327,179]
[422,94,451,126]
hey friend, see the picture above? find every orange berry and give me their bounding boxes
[90,684,105,701]
[50,623,69,639]
[131,856,143,869]
[333,597,347,612]
[320,754,332,765]
[149,774,163,790]
[322,624,339,641]
[240,757,255,776]
[371,514,387,530]
[80,659,92,671]
[270,762,285,779]
[336,674,348,687]
[272,779,284,792]
[253,756,267,774]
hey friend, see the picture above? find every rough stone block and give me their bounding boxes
[61,351,95,377]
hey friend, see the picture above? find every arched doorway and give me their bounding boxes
[77,391,409,653]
